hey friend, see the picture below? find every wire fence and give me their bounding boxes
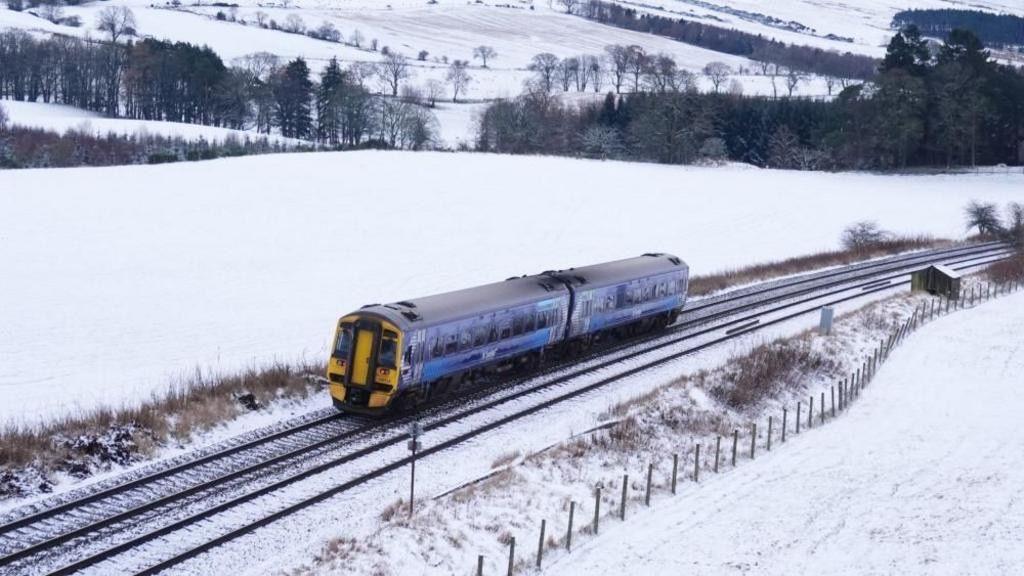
[469,278,1023,575]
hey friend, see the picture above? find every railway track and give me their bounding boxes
[0,241,1011,575]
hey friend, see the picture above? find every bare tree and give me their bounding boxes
[643,53,679,93]
[841,221,892,251]
[728,78,744,96]
[378,52,412,97]
[604,45,629,94]
[965,200,1003,237]
[587,55,603,92]
[1005,202,1024,245]
[825,76,836,96]
[446,60,471,102]
[785,69,804,97]
[473,45,496,68]
[350,29,364,48]
[424,79,444,107]
[348,61,375,88]
[556,0,580,14]
[626,45,647,92]
[39,3,64,24]
[254,11,268,27]
[529,52,559,93]
[703,61,731,93]
[283,14,305,34]
[96,6,136,43]
[558,56,579,92]
[0,102,8,132]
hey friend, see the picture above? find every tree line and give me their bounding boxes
[478,28,1024,171]
[893,9,1024,49]
[578,0,878,81]
[0,30,441,149]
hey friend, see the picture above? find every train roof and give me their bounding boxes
[550,253,688,289]
[355,274,569,330]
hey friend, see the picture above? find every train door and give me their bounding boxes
[349,321,379,386]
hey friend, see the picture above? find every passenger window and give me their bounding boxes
[473,326,487,347]
[512,316,524,336]
[445,333,458,355]
[524,312,536,332]
[500,323,512,339]
[431,337,443,358]
[537,311,548,329]
[605,295,615,311]
[459,330,472,351]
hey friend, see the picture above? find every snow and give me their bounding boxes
[1,151,1022,426]
[622,0,1024,58]
[0,100,302,145]
[552,289,1024,576]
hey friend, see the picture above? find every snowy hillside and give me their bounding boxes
[551,289,1024,575]
[1,100,301,145]
[621,0,1024,57]
[1,151,1021,425]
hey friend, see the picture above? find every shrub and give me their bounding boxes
[841,221,892,251]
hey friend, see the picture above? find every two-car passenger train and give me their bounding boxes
[327,254,689,414]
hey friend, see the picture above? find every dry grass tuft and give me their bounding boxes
[712,338,837,410]
[490,450,521,469]
[689,235,946,296]
[0,360,324,496]
[986,251,1024,285]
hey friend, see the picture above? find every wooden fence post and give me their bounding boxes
[808,395,814,429]
[750,423,756,459]
[566,502,575,552]
[694,444,701,482]
[671,453,678,494]
[831,386,836,417]
[767,416,773,452]
[782,409,787,443]
[732,429,738,466]
[507,537,515,576]
[714,436,721,473]
[620,475,628,520]
[796,403,801,434]
[477,555,484,576]
[593,488,601,535]
[536,520,546,569]
[820,392,825,424]
[645,464,653,506]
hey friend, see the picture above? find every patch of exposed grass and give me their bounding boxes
[0,361,323,498]
[689,235,947,296]
[986,250,1024,285]
[711,338,837,410]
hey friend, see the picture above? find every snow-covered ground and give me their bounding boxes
[551,288,1024,576]
[622,0,1024,57]
[0,100,302,145]
[1,151,1022,426]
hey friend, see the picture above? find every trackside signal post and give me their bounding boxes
[408,421,422,516]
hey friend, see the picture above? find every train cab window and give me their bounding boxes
[444,333,458,355]
[333,325,353,358]
[379,331,398,368]
[524,312,536,332]
[403,347,413,365]
[512,316,525,336]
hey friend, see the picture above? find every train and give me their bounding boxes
[326,253,690,414]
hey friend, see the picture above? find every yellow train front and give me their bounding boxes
[327,313,404,412]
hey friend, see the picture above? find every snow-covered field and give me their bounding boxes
[552,289,1024,576]
[1,151,1022,426]
[0,100,301,145]
[621,0,1024,57]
